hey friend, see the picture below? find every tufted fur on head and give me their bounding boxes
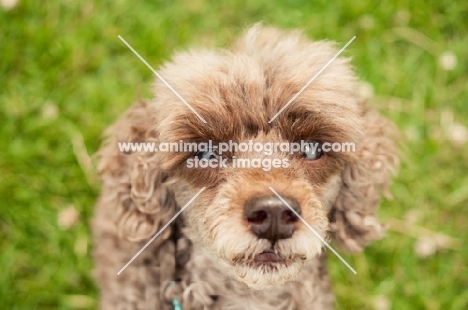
[92,24,399,309]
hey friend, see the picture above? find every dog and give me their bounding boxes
[92,25,399,309]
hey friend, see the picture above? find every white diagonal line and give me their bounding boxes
[117,187,206,275]
[268,36,356,123]
[118,35,207,124]
[268,187,357,274]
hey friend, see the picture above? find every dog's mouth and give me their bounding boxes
[246,250,306,269]
[232,250,307,269]
[230,250,308,289]
[254,250,285,264]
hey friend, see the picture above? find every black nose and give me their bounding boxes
[244,195,301,242]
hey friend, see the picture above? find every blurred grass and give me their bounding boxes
[1,0,467,309]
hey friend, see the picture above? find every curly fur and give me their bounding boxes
[92,25,399,309]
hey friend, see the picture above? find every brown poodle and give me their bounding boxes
[92,25,399,309]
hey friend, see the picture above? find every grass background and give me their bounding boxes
[1,0,467,309]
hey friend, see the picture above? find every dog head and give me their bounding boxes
[103,25,398,290]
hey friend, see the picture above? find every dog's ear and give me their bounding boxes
[96,100,177,245]
[330,111,399,253]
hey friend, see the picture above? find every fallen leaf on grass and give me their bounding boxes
[450,123,468,146]
[387,218,461,258]
[58,205,80,229]
[438,51,457,71]
[0,0,18,10]
[42,102,59,120]
[373,295,391,310]
[414,235,455,258]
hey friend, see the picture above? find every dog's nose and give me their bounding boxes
[244,195,301,242]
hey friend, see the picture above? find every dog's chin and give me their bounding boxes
[231,252,306,290]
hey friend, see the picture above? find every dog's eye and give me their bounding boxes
[196,148,218,161]
[302,141,323,161]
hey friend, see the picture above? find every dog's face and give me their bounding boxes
[150,27,365,289]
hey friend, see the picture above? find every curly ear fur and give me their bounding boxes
[92,100,180,309]
[95,100,177,243]
[330,110,399,253]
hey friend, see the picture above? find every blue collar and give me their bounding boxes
[172,297,182,310]
[169,281,182,310]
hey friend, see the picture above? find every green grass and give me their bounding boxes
[1,0,467,309]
